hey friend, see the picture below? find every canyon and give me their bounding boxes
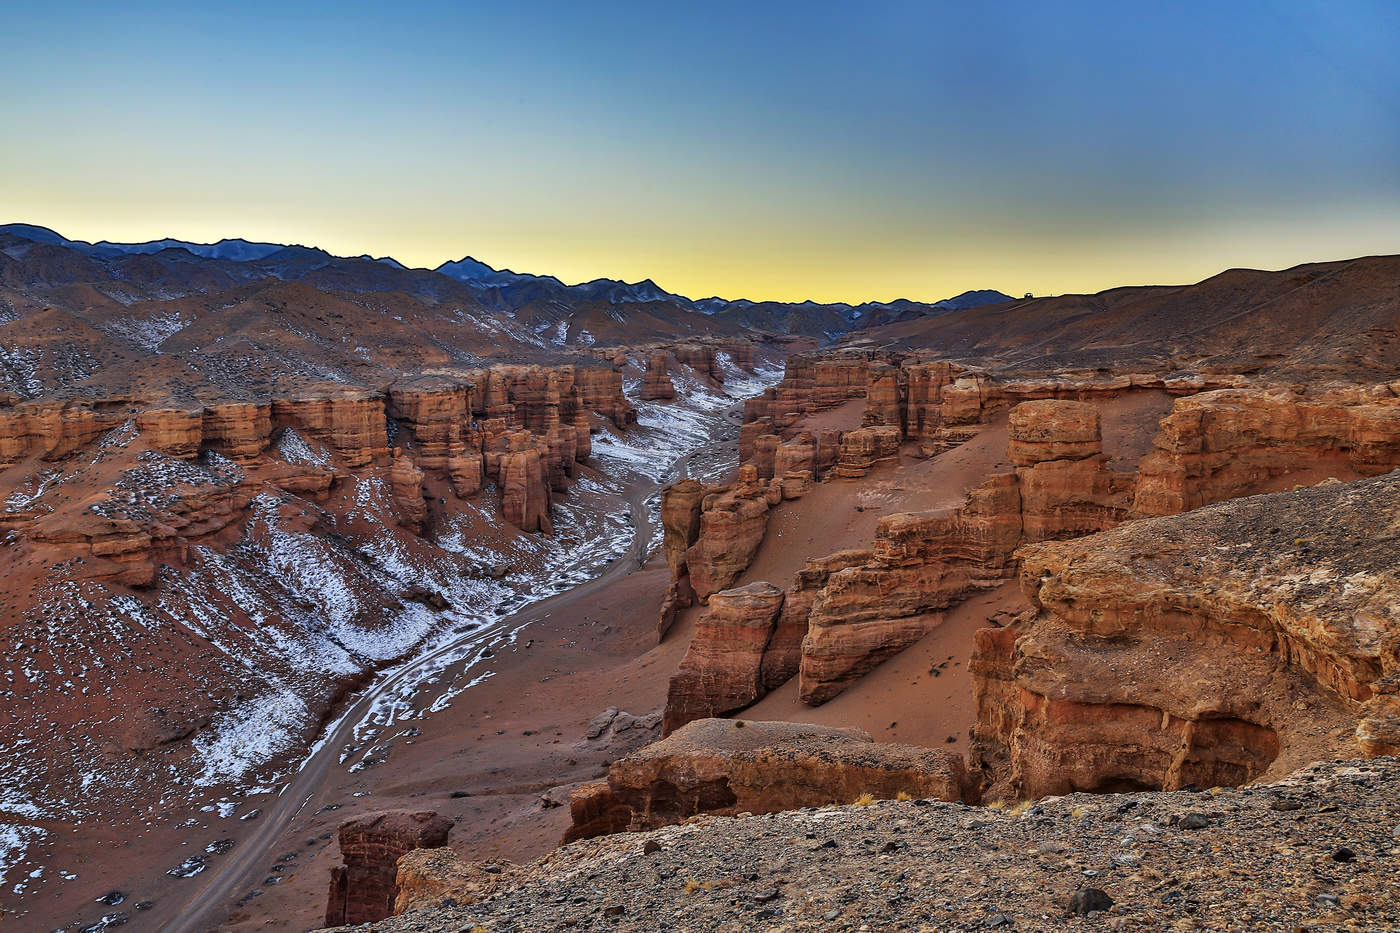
[3,232,1400,932]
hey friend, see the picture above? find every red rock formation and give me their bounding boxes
[773,431,818,478]
[500,433,552,533]
[325,810,454,926]
[134,407,204,459]
[759,550,871,692]
[386,376,483,497]
[271,390,389,469]
[744,351,871,428]
[799,400,1132,704]
[833,425,902,478]
[639,350,677,401]
[717,338,756,372]
[748,432,780,480]
[202,401,273,460]
[664,582,786,733]
[1133,387,1400,517]
[566,719,969,841]
[799,476,1024,703]
[861,361,908,433]
[972,470,1400,801]
[674,344,721,383]
[573,365,636,428]
[389,449,427,531]
[1006,399,1102,465]
[684,466,772,600]
[563,781,634,843]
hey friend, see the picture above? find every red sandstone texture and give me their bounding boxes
[972,470,1400,801]
[325,810,453,926]
[564,718,968,841]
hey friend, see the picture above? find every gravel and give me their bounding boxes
[323,757,1400,932]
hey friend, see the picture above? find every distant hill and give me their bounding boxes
[0,223,1011,347]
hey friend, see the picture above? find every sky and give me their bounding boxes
[3,0,1398,302]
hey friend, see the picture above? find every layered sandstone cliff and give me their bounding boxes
[564,719,968,842]
[972,470,1400,802]
[797,400,1132,704]
[1133,386,1400,516]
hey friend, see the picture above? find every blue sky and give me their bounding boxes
[3,0,1397,300]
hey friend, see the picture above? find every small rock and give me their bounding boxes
[1177,813,1210,830]
[1068,888,1115,916]
[643,839,662,855]
[1270,797,1302,811]
[1315,893,1342,906]
[753,887,781,902]
[1331,846,1356,862]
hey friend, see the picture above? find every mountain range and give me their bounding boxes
[0,223,1013,342]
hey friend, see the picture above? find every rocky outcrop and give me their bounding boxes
[972,470,1400,802]
[639,350,677,401]
[571,365,636,429]
[682,466,773,601]
[1133,387,1400,516]
[387,377,483,498]
[799,476,1025,703]
[134,406,204,459]
[832,425,902,478]
[393,849,517,915]
[1006,399,1102,465]
[565,719,968,841]
[717,338,756,372]
[760,550,870,692]
[320,759,1400,933]
[325,810,454,926]
[743,351,872,428]
[673,344,721,383]
[799,400,1132,704]
[861,361,907,432]
[389,449,427,531]
[499,434,552,533]
[271,390,389,469]
[664,582,786,733]
[202,401,274,460]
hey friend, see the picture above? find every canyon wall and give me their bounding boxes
[1133,386,1400,516]
[972,470,1400,801]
